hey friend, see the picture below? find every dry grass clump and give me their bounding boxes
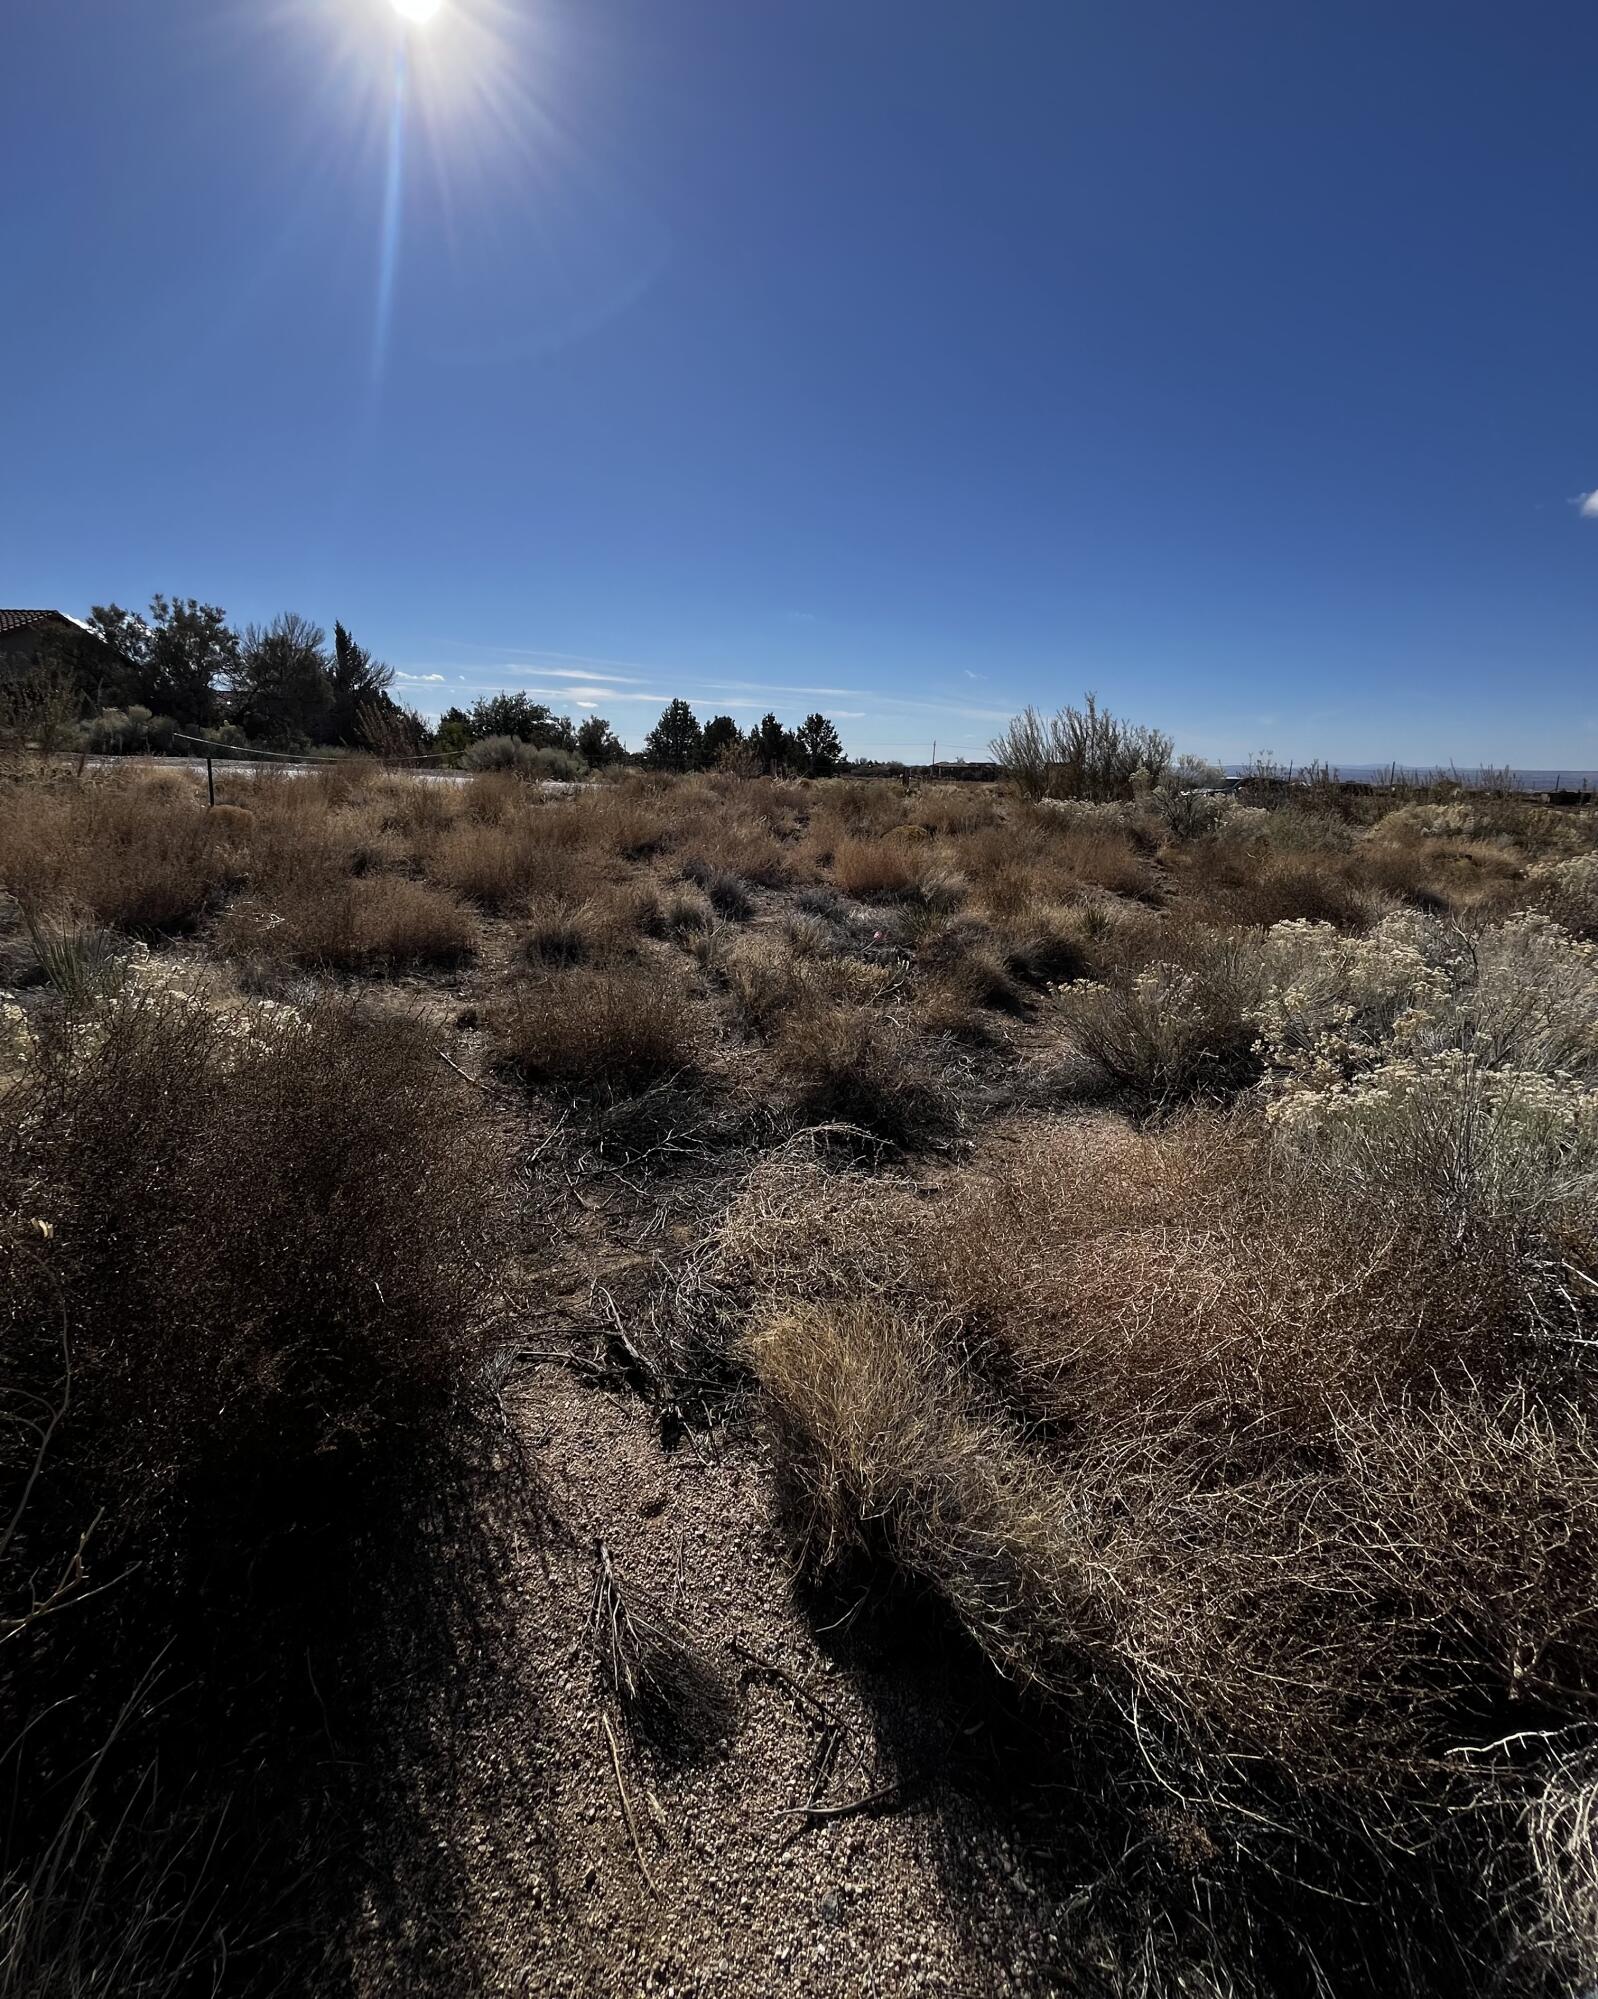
[745,1300,1101,1683]
[681,856,756,919]
[0,776,239,931]
[517,883,660,968]
[720,1106,1598,1985]
[659,882,716,939]
[1357,833,1524,918]
[715,931,807,1035]
[823,832,968,912]
[993,899,1126,985]
[0,991,515,1991]
[829,833,924,898]
[221,872,474,971]
[808,779,907,844]
[672,800,795,887]
[1170,839,1377,929]
[1057,923,1265,1101]
[520,895,602,968]
[907,919,1024,1040]
[492,963,701,1092]
[769,998,946,1145]
[430,813,609,912]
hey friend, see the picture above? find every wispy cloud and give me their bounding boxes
[1578,491,1598,519]
[501,661,652,684]
[394,671,446,684]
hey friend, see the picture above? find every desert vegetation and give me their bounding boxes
[3,733,1597,1995]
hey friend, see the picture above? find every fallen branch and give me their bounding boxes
[603,1712,659,1896]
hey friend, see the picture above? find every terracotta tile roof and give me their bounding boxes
[0,610,66,638]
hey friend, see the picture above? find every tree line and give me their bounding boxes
[32,597,424,755]
[638,701,843,777]
[14,596,850,774]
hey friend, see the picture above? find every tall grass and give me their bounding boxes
[0,991,517,1992]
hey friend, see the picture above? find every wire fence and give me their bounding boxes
[169,733,459,767]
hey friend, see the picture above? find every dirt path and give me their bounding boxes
[351,1365,1070,1998]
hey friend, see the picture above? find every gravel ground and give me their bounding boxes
[348,1366,1075,1998]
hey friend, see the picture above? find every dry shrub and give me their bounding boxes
[1526,853,1598,938]
[769,998,946,1144]
[222,873,474,971]
[589,1542,734,1758]
[718,931,806,1035]
[431,815,604,912]
[723,1109,1598,1985]
[1526,1748,1598,1982]
[493,963,700,1092]
[1173,840,1376,929]
[0,993,515,1990]
[831,835,923,898]
[0,777,238,931]
[1058,924,1264,1100]
[681,857,756,919]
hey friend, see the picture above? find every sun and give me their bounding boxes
[391,0,442,22]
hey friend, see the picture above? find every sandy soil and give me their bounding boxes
[349,1363,1078,1998]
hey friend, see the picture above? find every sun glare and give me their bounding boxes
[391,0,442,23]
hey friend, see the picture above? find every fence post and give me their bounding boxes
[206,754,215,808]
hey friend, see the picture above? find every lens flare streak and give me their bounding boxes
[371,45,409,401]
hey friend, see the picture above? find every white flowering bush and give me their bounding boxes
[1527,852,1598,939]
[1254,911,1598,1226]
[1268,1052,1598,1227]
[1373,798,1587,851]
[1059,928,1267,1099]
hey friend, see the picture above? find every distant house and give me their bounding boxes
[0,609,134,703]
[0,608,88,662]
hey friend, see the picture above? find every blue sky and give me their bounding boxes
[5,0,1597,763]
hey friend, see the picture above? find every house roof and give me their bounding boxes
[0,609,69,638]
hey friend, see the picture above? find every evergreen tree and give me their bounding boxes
[465,692,575,748]
[434,707,472,758]
[643,699,703,771]
[795,712,843,776]
[701,713,742,764]
[750,711,796,775]
[575,715,626,766]
[328,622,395,747]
